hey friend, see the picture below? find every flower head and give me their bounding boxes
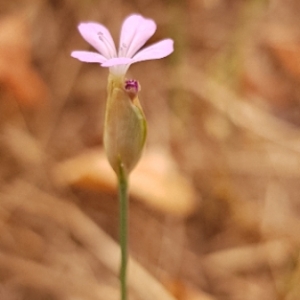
[71,14,174,76]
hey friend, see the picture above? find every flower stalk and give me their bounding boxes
[118,161,128,300]
[105,75,146,300]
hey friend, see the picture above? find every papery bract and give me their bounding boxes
[104,76,147,175]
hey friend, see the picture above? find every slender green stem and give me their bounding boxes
[118,163,128,300]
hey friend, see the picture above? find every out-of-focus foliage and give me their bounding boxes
[1,0,300,299]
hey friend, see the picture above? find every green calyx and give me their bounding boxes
[104,74,147,177]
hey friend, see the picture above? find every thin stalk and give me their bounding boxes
[118,163,128,300]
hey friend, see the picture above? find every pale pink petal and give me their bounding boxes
[71,51,107,63]
[118,14,156,58]
[109,65,129,76]
[132,39,174,63]
[101,57,133,67]
[78,22,117,59]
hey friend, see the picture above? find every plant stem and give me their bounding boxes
[118,163,128,300]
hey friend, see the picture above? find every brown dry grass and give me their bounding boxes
[0,0,300,299]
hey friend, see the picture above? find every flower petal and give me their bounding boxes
[77,22,117,59]
[132,39,174,63]
[118,14,156,58]
[101,57,133,67]
[101,57,134,76]
[71,51,107,63]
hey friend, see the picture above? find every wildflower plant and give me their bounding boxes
[71,14,174,300]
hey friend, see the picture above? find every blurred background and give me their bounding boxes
[1,0,300,299]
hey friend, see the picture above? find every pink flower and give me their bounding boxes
[71,14,174,76]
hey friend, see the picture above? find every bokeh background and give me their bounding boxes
[1,0,300,299]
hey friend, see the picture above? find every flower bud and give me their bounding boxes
[104,75,147,177]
